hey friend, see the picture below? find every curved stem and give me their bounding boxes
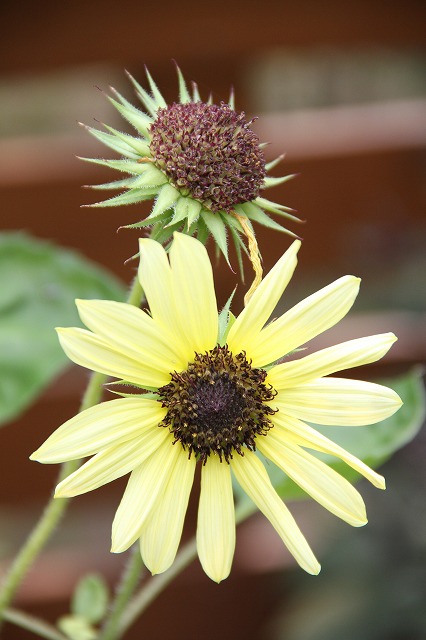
[3,608,68,640]
[117,538,197,638]
[100,546,144,640]
[0,275,143,626]
[118,500,256,637]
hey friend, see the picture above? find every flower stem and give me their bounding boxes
[0,275,143,628]
[117,538,198,638]
[117,500,256,637]
[99,546,144,640]
[3,607,68,640]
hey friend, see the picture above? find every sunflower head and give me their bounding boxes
[81,64,302,274]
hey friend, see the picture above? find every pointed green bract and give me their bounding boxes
[144,66,167,108]
[151,184,180,218]
[201,210,230,266]
[102,123,150,156]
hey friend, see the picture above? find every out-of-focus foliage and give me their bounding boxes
[0,232,125,427]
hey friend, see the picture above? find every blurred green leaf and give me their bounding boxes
[71,574,109,624]
[0,232,125,427]
[235,369,425,502]
[57,615,97,640]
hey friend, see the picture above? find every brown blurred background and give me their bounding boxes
[1,1,425,638]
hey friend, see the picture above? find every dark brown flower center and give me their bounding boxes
[157,345,276,463]
[149,102,266,213]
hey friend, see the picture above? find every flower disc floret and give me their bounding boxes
[158,346,276,463]
[150,102,266,213]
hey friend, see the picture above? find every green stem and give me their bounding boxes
[117,538,197,638]
[3,608,68,640]
[117,500,256,637]
[100,546,144,640]
[0,275,143,628]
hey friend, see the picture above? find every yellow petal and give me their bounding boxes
[268,333,397,390]
[55,428,169,498]
[227,240,300,355]
[274,377,403,426]
[111,435,179,553]
[138,238,191,363]
[170,232,218,354]
[30,398,165,463]
[258,434,367,526]
[57,327,169,388]
[196,456,235,583]
[249,275,361,368]
[76,299,187,372]
[271,415,385,489]
[140,452,196,575]
[231,450,320,575]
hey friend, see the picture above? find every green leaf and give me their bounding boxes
[234,369,425,502]
[58,615,97,640]
[0,232,125,427]
[71,574,109,625]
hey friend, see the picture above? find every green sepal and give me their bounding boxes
[265,154,285,171]
[218,292,237,345]
[79,157,148,175]
[168,196,202,228]
[228,87,235,110]
[144,66,167,108]
[169,196,191,227]
[237,202,300,237]
[263,174,296,189]
[255,196,302,222]
[150,183,180,217]
[195,216,209,245]
[108,89,152,138]
[150,218,183,244]
[89,187,158,208]
[201,210,231,268]
[130,165,167,188]
[120,210,172,230]
[101,123,150,156]
[126,70,159,116]
[88,176,140,191]
[176,64,191,103]
[191,81,201,102]
[84,126,139,159]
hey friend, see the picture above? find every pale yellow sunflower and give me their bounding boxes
[81,65,301,273]
[31,234,401,582]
